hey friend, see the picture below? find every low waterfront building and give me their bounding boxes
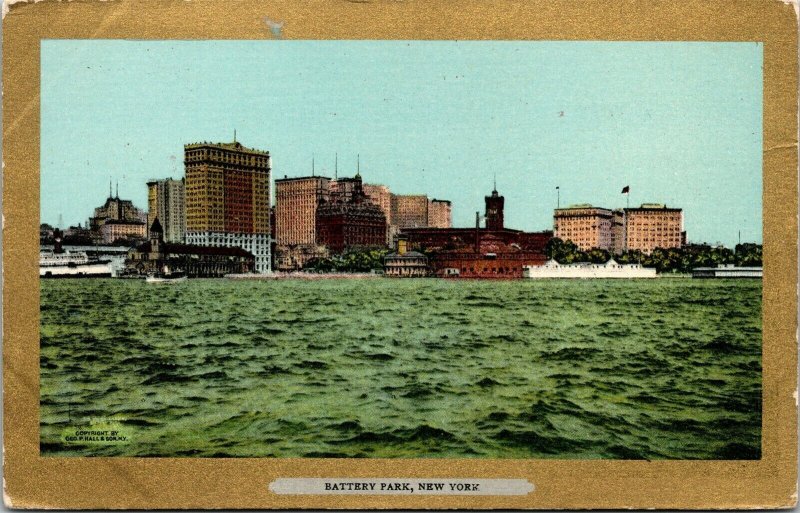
[402,188,551,279]
[384,236,428,277]
[127,218,255,277]
[523,259,657,279]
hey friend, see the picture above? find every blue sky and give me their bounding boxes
[41,41,762,246]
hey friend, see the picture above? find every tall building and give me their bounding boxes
[391,194,428,229]
[624,204,683,254]
[147,178,186,243]
[363,183,392,244]
[427,199,452,228]
[553,205,614,251]
[485,188,504,230]
[316,174,387,253]
[274,175,331,246]
[184,139,271,273]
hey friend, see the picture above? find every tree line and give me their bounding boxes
[304,248,389,273]
[546,238,762,274]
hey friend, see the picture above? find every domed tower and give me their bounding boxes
[485,185,504,231]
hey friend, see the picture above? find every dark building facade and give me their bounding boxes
[485,187,504,230]
[316,174,387,254]
[127,218,255,277]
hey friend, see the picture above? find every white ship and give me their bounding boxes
[40,249,113,278]
[523,259,658,279]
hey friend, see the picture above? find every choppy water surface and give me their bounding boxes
[40,278,761,459]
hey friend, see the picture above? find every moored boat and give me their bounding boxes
[145,274,188,284]
[40,228,114,278]
[145,265,187,284]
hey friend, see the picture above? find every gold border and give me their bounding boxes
[3,0,797,508]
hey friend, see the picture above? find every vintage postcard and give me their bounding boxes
[3,0,798,509]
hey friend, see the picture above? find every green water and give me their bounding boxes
[40,278,761,459]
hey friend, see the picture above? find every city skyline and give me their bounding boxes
[42,41,762,246]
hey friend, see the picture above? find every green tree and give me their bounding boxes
[545,237,587,264]
[585,248,610,264]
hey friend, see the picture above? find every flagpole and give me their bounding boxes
[556,186,560,209]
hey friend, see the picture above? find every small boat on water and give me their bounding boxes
[145,265,187,284]
[145,274,188,284]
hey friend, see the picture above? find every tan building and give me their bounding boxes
[147,178,185,243]
[92,193,147,226]
[553,205,614,251]
[184,139,271,273]
[363,183,392,244]
[624,204,683,254]
[428,199,452,228]
[391,194,428,229]
[88,186,147,241]
[275,176,331,246]
[99,219,147,244]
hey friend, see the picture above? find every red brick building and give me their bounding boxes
[316,174,387,253]
[401,188,551,279]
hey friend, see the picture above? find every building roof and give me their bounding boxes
[103,219,146,226]
[135,241,254,258]
[625,204,682,212]
[386,251,427,259]
[150,217,163,233]
[184,140,270,156]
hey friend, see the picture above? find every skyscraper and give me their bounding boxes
[147,177,186,243]
[275,175,331,246]
[391,194,428,229]
[363,183,392,244]
[427,199,452,228]
[184,139,271,273]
